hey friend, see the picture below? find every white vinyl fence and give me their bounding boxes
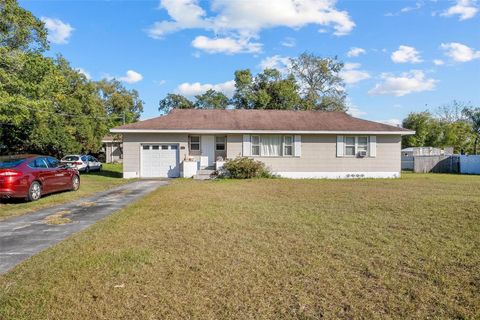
[459,155,480,174]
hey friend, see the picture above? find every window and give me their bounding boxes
[283,135,293,156]
[215,136,226,151]
[344,136,368,156]
[29,157,48,169]
[357,137,368,154]
[142,145,150,150]
[161,145,168,150]
[46,157,59,168]
[345,137,356,156]
[250,135,294,157]
[152,145,159,150]
[171,145,178,150]
[251,135,260,156]
[189,136,200,151]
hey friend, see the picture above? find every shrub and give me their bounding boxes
[220,157,274,179]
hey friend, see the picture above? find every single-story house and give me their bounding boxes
[110,109,415,179]
[102,135,123,163]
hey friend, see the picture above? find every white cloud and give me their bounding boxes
[259,55,291,72]
[345,98,367,118]
[281,37,296,47]
[368,70,437,96]
[433,59,445,65]
[340,63,371,84]
[147,0,355,54]
[176,80,235,98]
[41,17,74,44]
[191,35,262,54]
[76,68,91,80]
[385,1,424,16]
[347,47,366,57]
[391,45,422,63]
[377,119,402,127]
[119,70,143,84]
[441,0,478,20]
[440,42,480,62]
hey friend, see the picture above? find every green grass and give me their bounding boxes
[0,163,132,221]
[1,173,479,319]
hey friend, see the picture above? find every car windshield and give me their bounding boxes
[0,159,26,169]
[62,156,79,161]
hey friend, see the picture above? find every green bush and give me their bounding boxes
[220,157,274,179]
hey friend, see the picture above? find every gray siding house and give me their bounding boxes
[111,109,414,179]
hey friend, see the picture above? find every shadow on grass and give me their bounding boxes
[84,169,122,179]
[0,189,70,204]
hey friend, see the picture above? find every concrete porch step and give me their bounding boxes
[194,169,216,180]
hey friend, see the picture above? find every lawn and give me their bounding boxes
[0,163,132,221]
[0,173,479,319]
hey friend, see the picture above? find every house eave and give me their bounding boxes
[111,129,415,136]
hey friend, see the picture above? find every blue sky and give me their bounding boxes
[21,0,480,125]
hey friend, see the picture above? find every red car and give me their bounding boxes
[0,155,80,201]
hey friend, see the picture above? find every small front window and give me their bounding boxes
[161,145,168,150]
[344,136,368,156]
[283,135,293,156]
[143,145,150,150]
[357,137,368,153]
[251,135,260,156]
[152,145,159,150]
[190,136,200,151]
[215,136,226,151]
[345,137,355,156]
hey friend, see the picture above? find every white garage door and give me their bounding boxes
[141,144,180,178]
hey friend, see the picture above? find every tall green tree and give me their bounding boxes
[290,52,347,111]
[159,93,194,113]
[96,79,144,126]
[232,69,255,109]
[0,0,48,52]
[195,89,229,109]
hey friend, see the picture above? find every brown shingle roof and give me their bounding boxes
[112,109,411,133]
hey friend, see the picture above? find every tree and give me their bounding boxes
[290,52,347,112]
[402,111,441,148]
[0,50,110,156]
[231,68,301,110]
[232,69,255,109]
[158,93,194,113]
[96,79,144,126]
[195,89,229,109]
[0,0,48,52]
[251,68,301,110]
[463,107,480,154]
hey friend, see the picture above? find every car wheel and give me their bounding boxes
[27,181,42,202]
[71,175,80,191]
[85,166,90,173]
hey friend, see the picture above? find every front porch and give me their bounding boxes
[180,134,227,179]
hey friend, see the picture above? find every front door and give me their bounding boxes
[201,135,215,167]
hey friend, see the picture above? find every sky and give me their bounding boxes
[21,0,480,125]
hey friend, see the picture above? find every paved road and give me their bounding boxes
[0,180,167,274]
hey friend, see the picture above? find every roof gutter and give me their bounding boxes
[110,129,415,135]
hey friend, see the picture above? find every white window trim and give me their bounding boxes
[344,136,369,157]
[251,135,261,156]
[189,135,201,152]
[250,134,295,157]
[283,135,293,157]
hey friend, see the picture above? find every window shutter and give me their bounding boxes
[369,136,377,157]
[336,135,344,157]
[294,135,301,157]
[243,134,251,156]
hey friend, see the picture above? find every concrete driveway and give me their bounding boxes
[0,180,167,274]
